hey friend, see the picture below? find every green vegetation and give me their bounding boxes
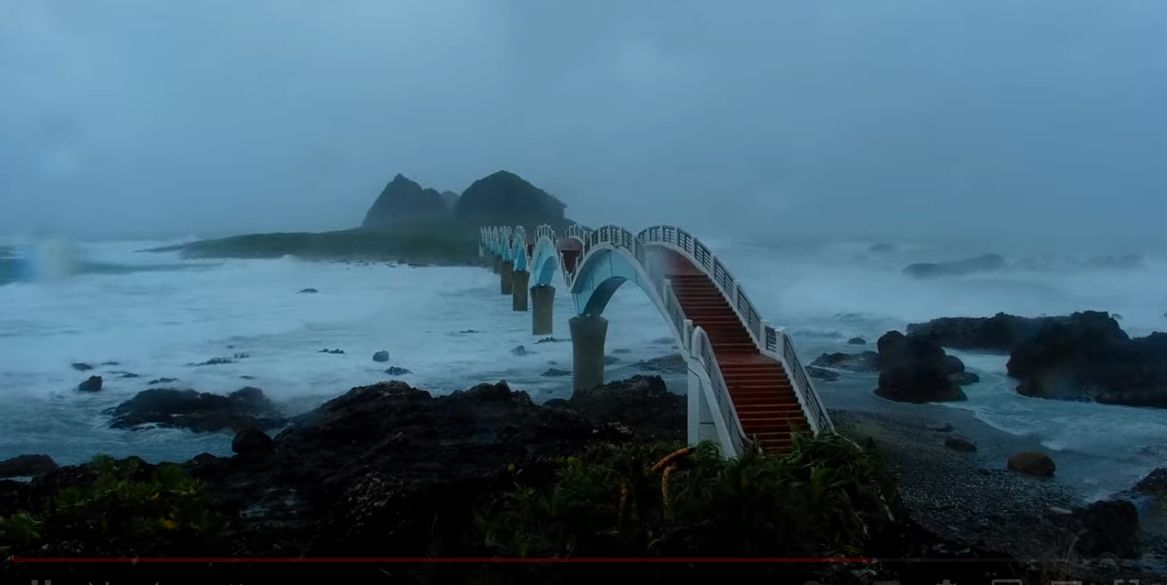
[476,433,898,557]
[0,455,225,553]
[151,221,480,264]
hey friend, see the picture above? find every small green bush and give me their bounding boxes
[476,434,896,557]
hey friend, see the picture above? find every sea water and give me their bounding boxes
[1,235,1165,502]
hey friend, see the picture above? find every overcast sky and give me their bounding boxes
[1,0,1165,246]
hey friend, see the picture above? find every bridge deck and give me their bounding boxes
[660,250,810,454]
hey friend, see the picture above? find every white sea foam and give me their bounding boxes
[1,237,1165,500]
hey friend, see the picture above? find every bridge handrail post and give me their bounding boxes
[691,325,748,455]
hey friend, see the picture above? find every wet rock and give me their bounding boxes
[944,437,977,452]
[927,422,954,433]
[1007,451,1056,477]
[383,367,412,376]
[949,371,981,386]
[114,371,140,379]
[372,350,390,363]
[108,386,285,433]
[299,288,318,294]
[319,349,344,355]
[232,427,274,457]
[811,351,879,372]
[903,253,1006,278]
[511,345,529,356]
[907,312,1052,352]
[0,454,59,479]
[1133,467,1167,493]
[1008,311,1167,408]
[541,368,571,377]
[458,329,479,334]
[240,375,256,380]
[71,362,94,371]
[76,375,103,392]
[561,375,684,440]
[634,354,687,374]
[534,336,562,344]
[1073,499,1139,558]
[148,377,178,385]
[233,352,251,359]
[874,332,966,403]
[847,337,867,345]
[100,361,121,366]
[191,357,234,366]
[806,366,839,382]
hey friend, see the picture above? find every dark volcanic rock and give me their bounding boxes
[319,349,344,355]
[944,437,977,452]
[847,337,867,345]
[299,288,318,294]
[903,253,1006,278]
[0,454,59,478]
[1007,311,1167,408]
[114,371,140,379]
[191,357,234,366]
[361,173,449,228]
[1073,499,1140,558]
[635,354,687,374]
[554,375,684,440]
[454,170,568,228]
[71,362,93,371]
[148,377,178,385]
[873,332,966,403]
[927,422,954,432]
[541,367,570,377]
[949,371,981,386]
[383,367,412,376]
[907,312,1053,352]
[76,375,103,392]
[807,366,840,382]
[372,350,390,363]
[108,387,285,433]
[1134,467,1167,493]
[811,351,879,372]
[1007,451,1056,477]
[534,336,562,344]
[232,427,274,457]
[510,345,529,356]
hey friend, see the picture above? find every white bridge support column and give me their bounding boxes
[511,270,530,311]
[531,285,555,335]
[687,366,718,446]
[500,261,514,295]
[569,315,608,393]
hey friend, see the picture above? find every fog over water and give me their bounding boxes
[2,1,1166,249]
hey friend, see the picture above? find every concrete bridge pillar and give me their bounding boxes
[490,254,502,274]
[511,270,530,311]
[570,315,608,393]
[531,285,555,335]
[500,261,514,295]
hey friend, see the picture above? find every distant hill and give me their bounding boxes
[362,174,449,228]
[454,170,568,229]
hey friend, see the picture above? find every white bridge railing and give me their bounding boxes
[479,222,834,449]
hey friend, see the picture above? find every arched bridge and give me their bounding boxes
[479,224,833,457]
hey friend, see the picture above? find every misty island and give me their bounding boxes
[2,170,1166,584]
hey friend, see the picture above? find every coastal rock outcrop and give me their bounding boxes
[372,350,390,363]
[903,253,1006,278]
[454,170,568,228]
[0,454,59,479]
[811,351,879,372]
[1072,499,1140,558]
[1007,311,1167,408]
[807,366,840,382]
[76,375,103,392]
[231,427,274,457]
[108,387,285,433]
[873,332,966,403]
[361,174,449,228]
[907,312,1050,352]
[1134,467,1167,493]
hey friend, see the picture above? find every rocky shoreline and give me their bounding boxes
[1,371,1162,582]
